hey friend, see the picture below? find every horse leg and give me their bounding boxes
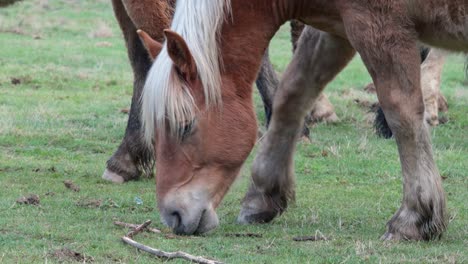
[291,20,339,124]
[102,0,157,183]
[309,93,339,123]
[344,14,446,240]
[238,27,355,223]
[420,48,446,126]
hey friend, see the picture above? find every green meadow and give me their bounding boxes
[0,1,466,263]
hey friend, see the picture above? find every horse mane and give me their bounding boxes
[141,0,232,144]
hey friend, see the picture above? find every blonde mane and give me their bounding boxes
[141,0,231,144]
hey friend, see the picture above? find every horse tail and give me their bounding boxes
[465,56,468,81]
[373,106,393,139]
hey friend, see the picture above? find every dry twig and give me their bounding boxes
[122,236,223,264]
[113,221,161,234]
[125,220,152,238]
[118,220,223,264]
[225,233,262,238]
[293,230,330,242]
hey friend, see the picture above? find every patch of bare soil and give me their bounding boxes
[89,22,113,38]
[76,198,102,208]
[49,248,94,263]
[95,41,112,47]
[64,180,80,192]
[9,76,35,86]
[16,194,40,205]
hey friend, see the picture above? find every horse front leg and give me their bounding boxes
[103,0,160,183]
[238,27,355,224]
[344,13,447,240]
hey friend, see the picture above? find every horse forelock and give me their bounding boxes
[141,0,232,145]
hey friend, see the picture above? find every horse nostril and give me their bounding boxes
[171,211,182,223]
[170,211,182,228]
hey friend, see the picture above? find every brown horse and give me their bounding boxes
[105,0,289,183]
[142,0,467,238]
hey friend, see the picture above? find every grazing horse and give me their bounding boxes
[105,0,280,183]
[106,5,343,185]
[142,0,467,239]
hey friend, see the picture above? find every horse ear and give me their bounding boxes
[137,29,163,60]
[164,29,197,81]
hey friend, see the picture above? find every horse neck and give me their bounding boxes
[121,0,173,42]
[219,0,312,97]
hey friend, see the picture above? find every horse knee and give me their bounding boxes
[380,96,425,132]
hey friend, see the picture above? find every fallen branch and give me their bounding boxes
[126,220,152,238]
[293,235,329,242]
[118,220,223,264]
[293,230,330,242]
[225,233,262,238]
[113,221,161,234]
[122,236,223,264]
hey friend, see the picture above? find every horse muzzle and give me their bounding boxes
[159,191,219,235]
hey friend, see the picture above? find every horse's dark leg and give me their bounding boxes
[238,27,355,224]
[103,0,154,182]
[344,10,446,240]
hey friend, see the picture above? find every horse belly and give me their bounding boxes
[302,16,346,38]
[410,0,468,52]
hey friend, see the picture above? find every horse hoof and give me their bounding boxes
[102,169,125,183]
[380,230,422,241]
[380,232,397,241]
[426,116,439,126]
[237,208,278,224]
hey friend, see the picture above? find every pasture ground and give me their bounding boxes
[0,1,467,263]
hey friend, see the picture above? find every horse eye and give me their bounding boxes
[179,120,196,139]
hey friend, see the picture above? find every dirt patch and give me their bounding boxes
[64,180,80,192]
[95,41,112,47]
[16,194,40,205]
[89,22,113,38]
[293,235,330,242]
[10,76,33,86]
[11,77,22,85]
[49,248,94,263]
[76,198,102,208]
[44,191,55,197]
[364,83,376,94]
[225,233,263,238]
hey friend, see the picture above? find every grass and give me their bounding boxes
[0,1,467,263]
